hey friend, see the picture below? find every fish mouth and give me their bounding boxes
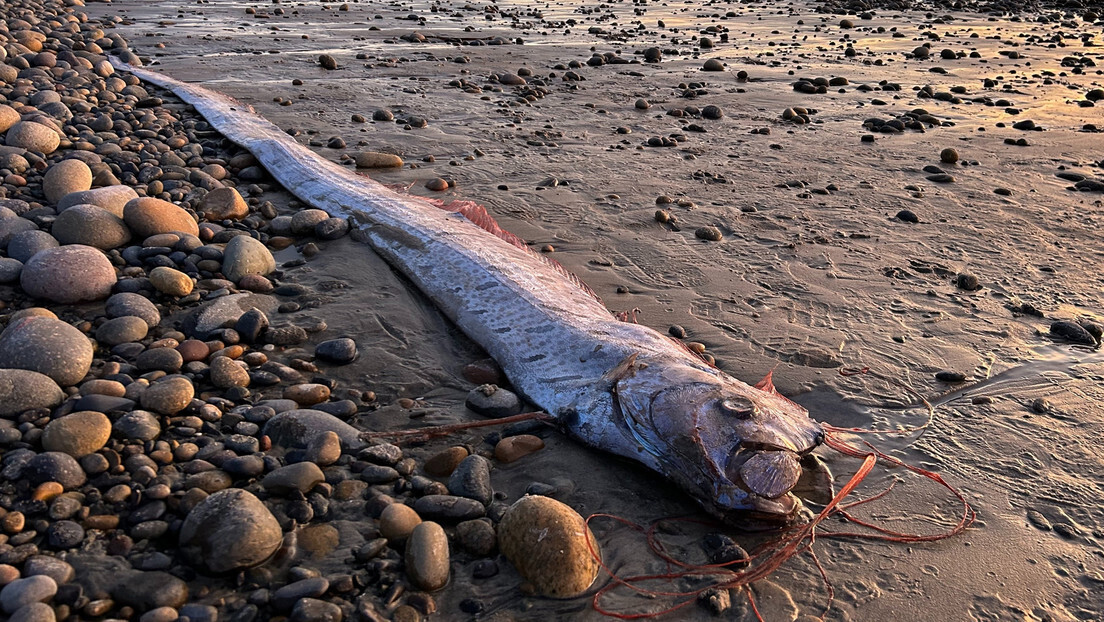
[725,443,812,519]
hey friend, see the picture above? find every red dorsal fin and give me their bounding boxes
[754,369,777,393]
[427,198,604,304]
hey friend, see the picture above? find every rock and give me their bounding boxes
[199,187,249,221]
[290,209,330,235]
[235,307,269,343]
[106,292,161,328]
[20,245,116,304]
[0,317,93,387]
[113,410,162,441]
[497,496,600,597]
[955,272,981,291]
[58,186,138,218]
[702,58,725,71]
[221,235,275,283]
[695,226,723,241]
[95,316,148,346]
[148,266,193,297]
[455,519,496,555]
[136,348,184,373]
[42,160,92,205]
[41,411,111,457]
[413,495,486,521]
[272,577,329,611]
[315,338,357,364]
[284,383,330,406]
[465,384,522,418]
[940,148,959,164]
[185,293,278,339]
[0,258,20,284]
[9,602,55,622]
[179,489,283,573]
[0,575,56,614]
[424,446,469,477]
[0,106,18,133]
[263,462,325,494]
[139,376,195,415]
[112,571,188,611]
[0,370,64,417]
[22,452,86,490]
[305,430,342,466]
[263,409,364,450]
[46,520,84,549]
[4,122,60,154]
[405,522,449,591]
[123,197,199,238]
[380,503,422,541]
[318,54,338,70]
[1050,320,1097,345]
[289,598,342,622]
[494,435,545,463]
[448,455,493,506]
[209,356,249,388]
[355,152,403,168]
[21,556,74,584]
[6,231,57,264]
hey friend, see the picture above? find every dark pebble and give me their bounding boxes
[935,371,966,382]
[896,209,919,223]
[1049,320,1097,345]
[315,338,358,364]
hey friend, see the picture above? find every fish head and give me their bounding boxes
[614,358,824,524]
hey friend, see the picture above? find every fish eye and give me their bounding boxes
[719,397,756,419]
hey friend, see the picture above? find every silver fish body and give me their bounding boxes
[112,59,824,523]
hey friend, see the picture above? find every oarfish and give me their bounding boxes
[111,59,824,523]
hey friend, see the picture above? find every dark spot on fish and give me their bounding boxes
[557,407,579,427]
[371,223,426,251]
[545,375,584,384]
[493,326,513,334]
[526,324,556,334]
[521,353,546,363]
[475,282,500,291]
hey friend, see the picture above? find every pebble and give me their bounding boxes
[264,409,364,450]
[149,266,193,297]
[414,495,486,521]
[136,347,184,373]
[272,576,329,611]
[424,446,469,477]
[284,383,330,406]
[380,503,422,541]
[6,231,58,264]
[20,245,116,304]
[896,209,920,223]
[210,356,250,388]
[179,489,283,572]
[319,54,338,70]
[305,430,342,466]
[22,452,86,489]
[494,434,545,463]
[53,204,132,249]
[455,519,497,555]
[41,411,111,457]
[465,384,522,418]
[263,462,325,494]
[95,316,148,346]
[290,209,330,235]
[0,316,92,387]
[0,106,17,133]
[695,226,723,241]
[113,410,162,441]
[140,376,195,415]
[355,152,403,168]
[0,370,64,416]
[4,121,60,154]
[8,602,55,622]
[0,576,56,614]
[290,598,342,622]
[112,571,188,611]
[106,293,161,328]
[448,454,493,506]
[425,178,449,191]
[405,521,450,591]
[702,58,725,71]
[123,197,199,238]
[935,370,967,382]
[497,495,599,597]
[222,235,275,282]
[58,186,138,218]
[200,187,249,221]
[315,338,358,364]
[1049,320,1097,345]
[940,148,959,164]
[955,273,981,291]
[42,160,93,205]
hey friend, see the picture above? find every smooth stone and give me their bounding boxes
[73,394,135,414]
[405,522,449,591]
[46,520,84,549]
[290,209,330,235]
[263,462,325,495]
[139,376,194,415]
[314,217,349,240]
[58,186,138,218]
[135,348,183,373]
[185,293,278,339]
[0,216,36,250]
[354,152,403,168]
[0,106,17,133]
[222,235,275,283]
[284,383,330,406]
[42,160,92,205]
[111,571,188,612]
[0,317,93,387]
[199,187,249,221]
[4,122,59,154]
[424,446,469,477]
[413,495,486,521]
[0,258,20,283]
[380,503,422,541]
[8,602,55,622]
[179,489,283,573]
[263,409,365,450]
[123,197,199,238]
[41,411,111,457]
[465,384,522,418]
[95,316,148,346]
[494,435,545,463]
[105,293,161,328]
[210,356,250,388]
[0,575,56,614]
[21,556,73,584]
[314,338,357,364]
[289,598,342,622]
[455,518,496,556]
[6,231,57,264]
[113,410,161,441]
[22,452,86,490]
[148,266,193,297]
[448,455,493,506]
[498,495,599,597]
[272,577,328,612]
[305,430,342,466]
[20,245,116,304]
[0,370,64,417]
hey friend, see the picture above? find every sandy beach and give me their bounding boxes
[0,0,1101,619]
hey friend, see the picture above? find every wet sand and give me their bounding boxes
[89,0,1104,619]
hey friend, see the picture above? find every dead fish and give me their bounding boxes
[111,59,824,524]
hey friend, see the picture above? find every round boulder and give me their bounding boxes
[4,121,60,154]
[222,235,275,283]
[51,204,131,249]
[20,245,116,303]
[497,495,600,598]
[199,187,249,221]
[0,105,18,133]
[41,411,111,457]
[140,376,194,415]
[405,521,449,591]
[105,292,160,328]
[58,185,138,218]
[179,489,284,573]
[0,316,93,387]
[42,159,92,205]
[0,369,64,417]
[123,197,199,238]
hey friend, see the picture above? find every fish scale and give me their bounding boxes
[111,58,824,523]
